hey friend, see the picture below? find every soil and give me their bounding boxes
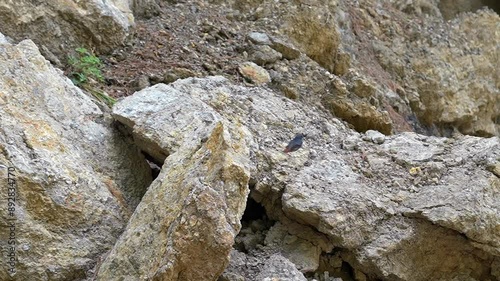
[101,1,250,98]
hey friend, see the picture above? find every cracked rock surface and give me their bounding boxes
[108,76,499,281]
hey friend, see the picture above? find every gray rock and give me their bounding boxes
[250,45,283,66]
[223,250,307,281]
[98,78,254,280]
[109,75,500,280]
[270,37,301,60]
[0,39,151,281]
[248,32,271,45]
[264,222,321,272]
[364,130,385,144]
[0,0,133,61]
[0,32,11,44]
[280,132,499,280]
[256,254,308,281]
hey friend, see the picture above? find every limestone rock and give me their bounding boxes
[264,222,322,272]
[351,77,377,98]
[0,0,134,60]
[249,45,283,66]
[270,37,301,60]
[0,32,11,44]
[130,0,161,18]
[98,79,253,280]
[279,132,499,280]
[323,96,393,135]
[283,7,341,74]
[363,130,386,144]
[222,250,307,281]
[248,31,271,45]
[255,254,308,281]
[0,39,151,281]
[106,75,498,280]
[438,0,489,20]
[238,61,271,85]
[366,6,499,136]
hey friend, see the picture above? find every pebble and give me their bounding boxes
[364,130,385,144]
[238,61,271,85]
[247,32,271,45]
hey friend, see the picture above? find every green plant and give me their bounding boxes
[67,47,116,108]
[83,85,117,107]
[68,47,104,86]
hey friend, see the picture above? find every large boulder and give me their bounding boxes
[0,39,151,280]
[278,132,499,280]
[105,76,499,280]
[0,0,134,62]
[97,80,253,280]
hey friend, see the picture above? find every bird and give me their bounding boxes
[284,133,305,153]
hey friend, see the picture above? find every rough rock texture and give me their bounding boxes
[438,0,500,19]
[277,133,499,280]
[238,61,271,85]
[1,0,498,279]
[113,0,497,137]
[220,250,308,281]
[0,0,134,62]
[374,7,500,136]
[106,76,499,281]
[130,0,161,19]
[97,81,253,280]
[0,32,11,44]
[0,39,151,280]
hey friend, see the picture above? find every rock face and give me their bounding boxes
[376,8,500,137]
[97,80,253,280]
[215,0,499,137]
[0,0,498,279]
[0,0,134,62]
[104,76,500,281]
[278,133,499,280]
[0,39,151,280]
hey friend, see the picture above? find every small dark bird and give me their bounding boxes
[284,133,305,153]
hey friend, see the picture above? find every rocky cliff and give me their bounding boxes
[0,0,498,281]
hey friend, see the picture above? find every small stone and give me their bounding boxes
[130,75,150,92]
[270,37,301,60]
[249,45,282,66]
[486,162,500,178]
[238,62,271,85]
[341,136,359,150]
[365,130,385,144]
[409,166,422,176]
[247,32,271,45]
[148,73,163,84]
[352,77,377,98]
[329,77,349,95]
[163,67,198,84]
